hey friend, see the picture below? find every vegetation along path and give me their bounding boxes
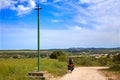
[51,67,108,80]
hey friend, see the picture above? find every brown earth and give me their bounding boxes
[50,67,108,80]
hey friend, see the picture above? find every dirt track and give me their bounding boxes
[51,67,108,80]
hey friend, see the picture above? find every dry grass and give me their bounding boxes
[99,68,120,80]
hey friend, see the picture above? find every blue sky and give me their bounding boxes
[0,0,120,50]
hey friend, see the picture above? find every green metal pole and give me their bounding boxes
[35,5,42,72]
[37,6,40,72]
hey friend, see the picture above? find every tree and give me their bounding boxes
[50,50,65,59]
[113,53,120,64]
[98,57,108,66]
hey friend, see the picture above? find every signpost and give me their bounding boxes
[28,5,49,80]
[35,5,42,72]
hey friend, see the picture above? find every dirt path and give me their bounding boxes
[51,67,108,80]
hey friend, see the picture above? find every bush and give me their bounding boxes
[97,57,108,66]
[58,55,68,62]
[110,64,120,71]
[50,50,65,59]
[72,57,95,66]
[113,53,120,64]
[79,57,93,66]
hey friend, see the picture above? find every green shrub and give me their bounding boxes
[110,64,120,71]
[50,50,65,59]
[97,57,108,66]
[113,54,120,64]
[91,61,101,66]
[58,55,68,62]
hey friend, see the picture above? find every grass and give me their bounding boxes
[0,58,67,80]
[99,66,120,80]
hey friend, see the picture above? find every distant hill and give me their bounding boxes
[65,47,120,54]
[0,47,120,54]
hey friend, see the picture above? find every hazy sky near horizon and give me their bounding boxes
[0,0,120,50]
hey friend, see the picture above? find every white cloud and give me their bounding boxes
[0,0,10,9]
[0,0,17,9]
[0,0,36,15]
[67,25,82,30]
[49,0,120,48]
[49,0,120,33]
[51,19,62,23]
[39,0,47,3]
[29,0,36,8]
[17,5,30,15]
[74,26,82,30]
[79,0,104,4]
[53,0,62,3]
[67,0,120,33]
[88,0,120,32]
[16,0,36,15]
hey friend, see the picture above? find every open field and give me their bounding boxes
[0,50,53,58]
[0,58,67,80]
[0,50,53,55]
[0,49,119,80]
